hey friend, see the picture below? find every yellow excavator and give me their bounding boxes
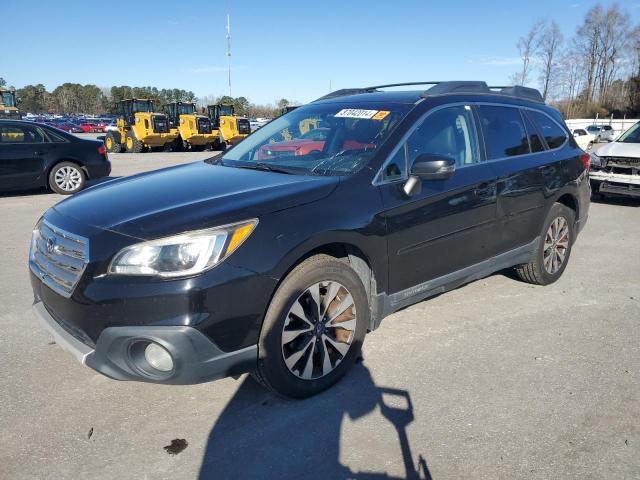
[0,87,21,119]
[104,99,178,153]
[164,102,218,151]
[206,104,251,149]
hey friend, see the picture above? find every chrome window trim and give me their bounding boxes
[372,102,479,186]
[373,101,569,185]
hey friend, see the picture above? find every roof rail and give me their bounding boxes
[313,81,545,104]
[488,85,544,103]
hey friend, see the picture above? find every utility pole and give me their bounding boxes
[226,8,232,97]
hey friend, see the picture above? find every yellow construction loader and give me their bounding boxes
[0,87,21,119]
[104,99,178,153]
[206,104,251,148]
[165,102,217,151]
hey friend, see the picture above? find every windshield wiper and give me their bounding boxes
[235,163,295,174]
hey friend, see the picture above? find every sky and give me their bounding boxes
[3,0,640,105]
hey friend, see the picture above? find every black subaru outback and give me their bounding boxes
[30,81,590,398]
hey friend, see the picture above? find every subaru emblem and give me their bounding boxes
[46,237,56,254]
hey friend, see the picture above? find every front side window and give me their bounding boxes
[1,91,16,107]
[478,106,529,159]
[379,105,480,182]
[221,102,411,176]
[0,125,45,143]
[529,111,567,149]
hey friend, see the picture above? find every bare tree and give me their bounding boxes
[538,21,564,100]
[513,20,544,86]
[576,5,603,103]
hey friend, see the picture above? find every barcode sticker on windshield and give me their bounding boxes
[335,109,379,119]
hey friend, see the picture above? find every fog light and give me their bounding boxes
[144,343,173,372]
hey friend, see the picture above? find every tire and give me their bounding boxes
[48,161,86,195]
[515,202,575,286]
[105,132,122,153]
[254,255,369,398]
[125,130,144,153]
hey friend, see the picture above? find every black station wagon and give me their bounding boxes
[30,81,590,398]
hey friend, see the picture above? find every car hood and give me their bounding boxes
[595,142,640,158]
[53,160,339,240]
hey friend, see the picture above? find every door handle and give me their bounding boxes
[34,151,46,156]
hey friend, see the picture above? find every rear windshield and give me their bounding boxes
[221,102,412,176]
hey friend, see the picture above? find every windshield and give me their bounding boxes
[221,102,411,176]
[218,105,234,116]
[177,103,195,115]
[1,91,16,108]
[133,100,152,112]
[617,122,640,143]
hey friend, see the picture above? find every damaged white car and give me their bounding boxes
[590,122,640,199]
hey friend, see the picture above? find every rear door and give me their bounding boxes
[0,123,49,190]
[482,105,567,253]
[377,103,498,294]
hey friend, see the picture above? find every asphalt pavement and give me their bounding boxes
[1,147,638,479]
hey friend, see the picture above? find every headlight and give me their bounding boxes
[589,152,602,167]
[108,219,257,277]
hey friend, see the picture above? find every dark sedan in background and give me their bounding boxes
[0,120,111,194]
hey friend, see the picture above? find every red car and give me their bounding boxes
[78,121,106,133]
[46,122,84,133]
[257,128,375,160]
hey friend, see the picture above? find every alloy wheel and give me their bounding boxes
[281,281,357,380]
[54,166,82,192]
[543,216,570,275]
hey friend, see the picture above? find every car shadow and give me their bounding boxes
[590,194,640,208]
[198,363,432,480]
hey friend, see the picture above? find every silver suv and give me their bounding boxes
[586,124,615,142]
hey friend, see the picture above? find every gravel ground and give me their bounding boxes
[0,149,638,479]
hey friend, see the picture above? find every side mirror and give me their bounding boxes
[402,154,456,196]
[411,154,456,180]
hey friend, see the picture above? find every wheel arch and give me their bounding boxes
[261,241,384,334]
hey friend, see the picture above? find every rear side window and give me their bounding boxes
[522,111,545,152]
[477,106,529,159]
[529,111,567,149]
[0,124,45,143]
[45,129,68,143]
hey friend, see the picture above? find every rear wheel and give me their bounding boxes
[49,162,85,195]
[515,202,575,285]
[125,131,144,153]
[254,255,368,398]
[105,132,122,153]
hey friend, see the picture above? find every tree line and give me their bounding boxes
[0,78,290,118]
[513,3,640,118]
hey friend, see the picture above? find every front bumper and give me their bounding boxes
[33,301,257,384]
[590,171,640,197]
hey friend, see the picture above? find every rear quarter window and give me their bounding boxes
[529,111,567,149]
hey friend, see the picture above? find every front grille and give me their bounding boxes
[237,119,251,135]
[152,114,169,133]
[197,117,213,134]
[603,157,640,168]
[29,220,89,298]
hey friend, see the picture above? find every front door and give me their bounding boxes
[377,104,498,295]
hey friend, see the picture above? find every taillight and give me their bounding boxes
[579,152,590,171]
[98,145,106,156]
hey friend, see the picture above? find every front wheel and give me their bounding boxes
[515,202,575,285]
[49,162,86,195]
[254,255,368,398]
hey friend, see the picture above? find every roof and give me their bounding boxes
[313,81,545,106]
